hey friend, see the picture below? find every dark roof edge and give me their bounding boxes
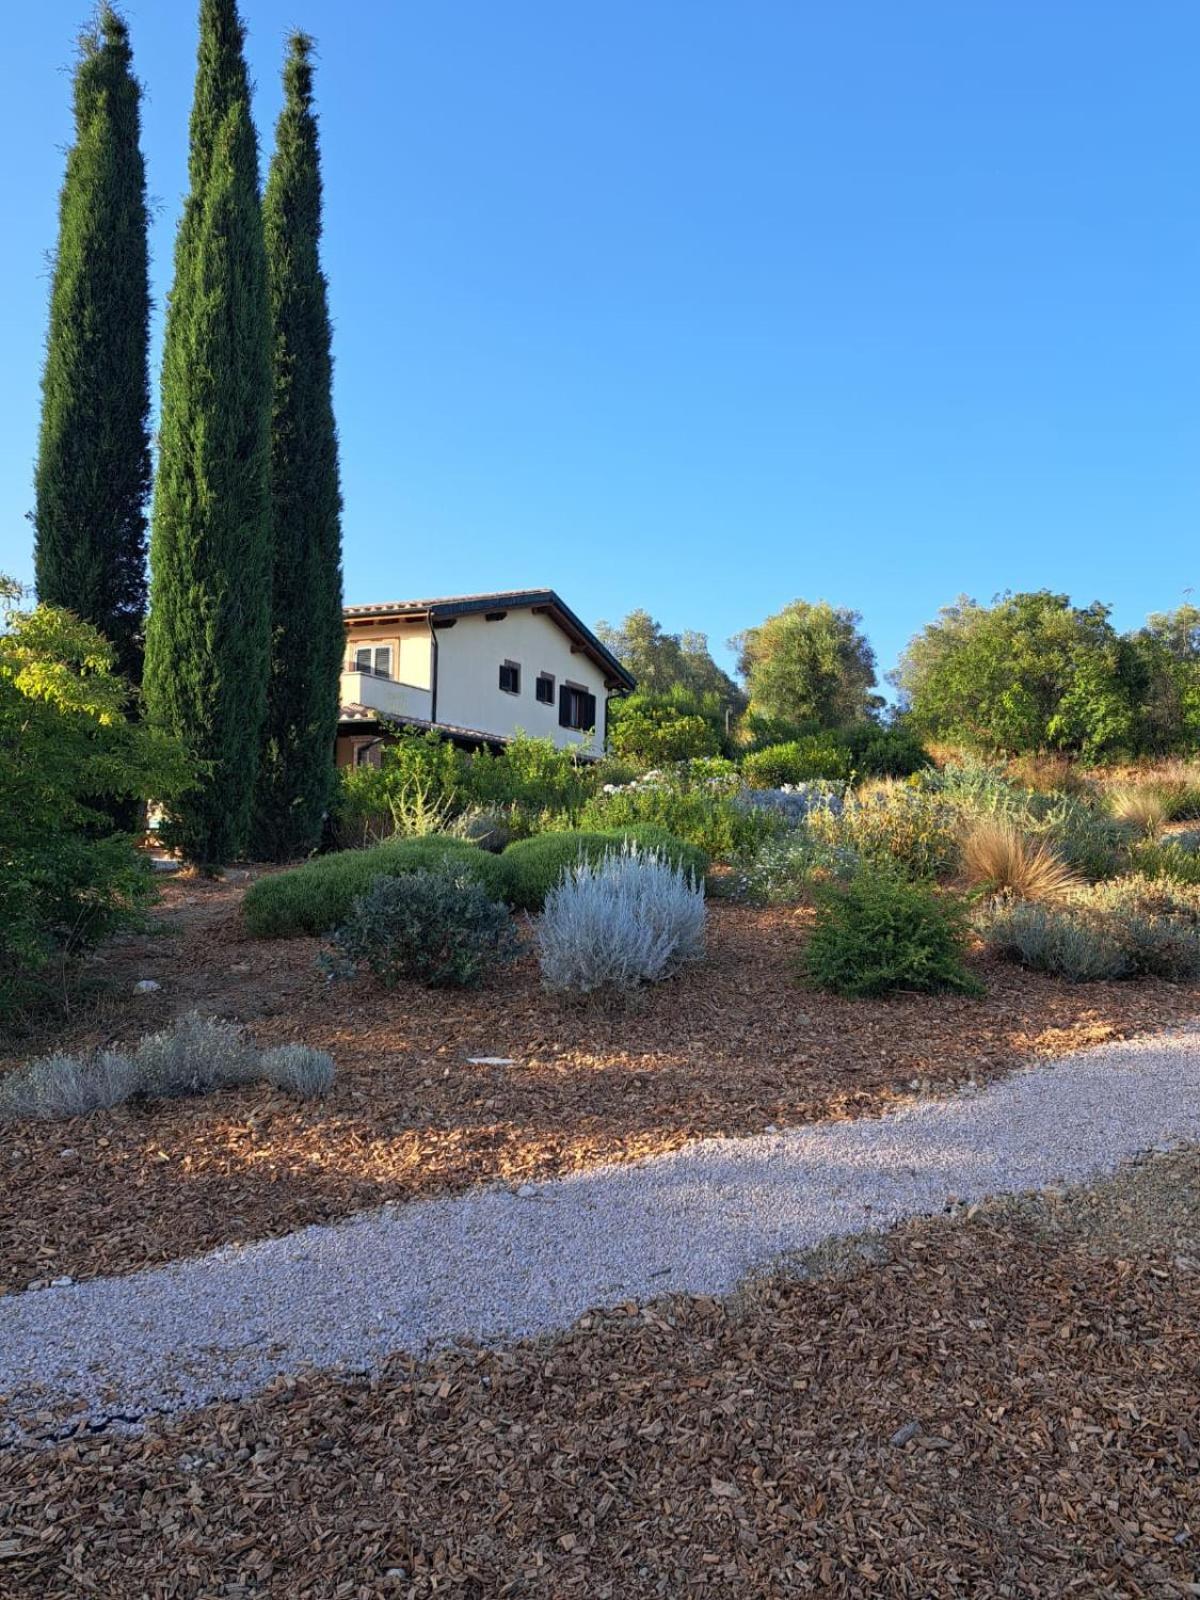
[346,589,636,691]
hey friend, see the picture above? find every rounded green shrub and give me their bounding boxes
[501,828,708,912]
[243,837,511,938]
[802,866,981,998]
[742,737,851,789]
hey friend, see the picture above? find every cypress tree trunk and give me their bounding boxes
[251,33,345,861]
[144,0,272,867]
[33,5,151,686]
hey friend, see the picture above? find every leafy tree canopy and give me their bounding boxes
[893,590,1143,758]
[732,600,879,729]
[595,609,743,706]
[0,579,190,1019]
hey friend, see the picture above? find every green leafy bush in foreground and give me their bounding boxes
[502,827,708,911]
[243,837,510,937]
[976,875,1200,983]
[803,866,981,999]
[325,868,520,988]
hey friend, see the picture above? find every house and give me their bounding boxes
[336,589,635,767]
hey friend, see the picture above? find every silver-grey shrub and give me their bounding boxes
[0,1049,139,1121]
[0,1012,335,1122]
[132,1012,259,1098]
[976,875,1200,982]
[734,781,847,827]
[538,844,705,995]
[259,1043,335,1098]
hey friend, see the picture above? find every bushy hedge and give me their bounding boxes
[243,837,511,938]
[502,826,708,911]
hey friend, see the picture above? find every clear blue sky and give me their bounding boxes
[3,1,1198,688]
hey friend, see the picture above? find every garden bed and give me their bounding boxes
[2,873,1199,1290]
[2,1150,1198,1596]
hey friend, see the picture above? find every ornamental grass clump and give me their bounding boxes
[325,868,520,989]
[1106,784,1169,837]
[959,817,1080,902]
[538,845,705,995]
[0,1012,333,1122]
[802,865,981,999]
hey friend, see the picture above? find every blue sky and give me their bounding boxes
[3,2,1198,688]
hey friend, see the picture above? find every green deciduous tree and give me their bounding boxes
[595,609,743,706]
[1128,604,1200,755]
[893,591,1142,758]
[732,600,879,729]
[251,33,345,861]
[0,579,189,1021]
[144,0,273,867]
[32,6,151,685]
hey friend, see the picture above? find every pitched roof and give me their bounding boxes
[343,589,635,689]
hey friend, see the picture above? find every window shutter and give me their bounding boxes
[558,685,571,728]
[583,692,597,731]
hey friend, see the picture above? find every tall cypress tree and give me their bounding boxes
[251,33,344,860]
[33,5,151,685]
[144,0,272,867]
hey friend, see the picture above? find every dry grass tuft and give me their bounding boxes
[1107,784,1169,835]
[960,817,1080,901]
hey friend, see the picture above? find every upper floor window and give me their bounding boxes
[499,660,521,695]
[536,672,555,705]
[354,645,392,679]
[559,683,597,731]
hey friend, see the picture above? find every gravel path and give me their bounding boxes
[3,1027,1200,1447]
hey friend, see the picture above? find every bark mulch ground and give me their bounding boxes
[2,1150,1197,1598]
[4,874,1200,1291]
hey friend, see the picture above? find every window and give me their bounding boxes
[536,673,555,705]
[354,645,392,679]
[559,683,597,732]
[499,660,521,695]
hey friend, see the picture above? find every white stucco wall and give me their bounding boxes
[434,610,610,754]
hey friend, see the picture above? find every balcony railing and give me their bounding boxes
[339,669,433,723]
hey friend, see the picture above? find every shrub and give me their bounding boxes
[802,866,981,998]
[464,732,594,822]
[1106,784,1169,836]
[1147,759,1200,821]
[808,784,961,879]
[258,1044,337,1097]
[581,770,772,862]
[733,781,847,827]
[742,737,851,789]
[607,689,723,767]
[977,875,1200,983]
[325,868,520,988]
[0,588,191,1022]
[959,818,1080,901]
[333,728,465,847]
[839,723,930,779]
[243,837,511,938]
[132,1012,259,1097]
[502,827,708,912]
[538,845,705,994]
[0,1012,333,1121]
[1131,837,1200,887]
[976,901,1130,982]
[735,830,860,904]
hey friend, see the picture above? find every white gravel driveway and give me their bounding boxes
[2,1026,1199,1446]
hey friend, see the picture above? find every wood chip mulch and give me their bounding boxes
[3,875,1199,1290]
[2,1152,1198,1598]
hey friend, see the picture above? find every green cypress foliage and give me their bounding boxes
[32,6,151,685]
[251,33,345,860]
[144,0,273,866]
